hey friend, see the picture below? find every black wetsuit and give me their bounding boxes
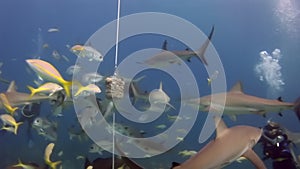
[260,125,299,169]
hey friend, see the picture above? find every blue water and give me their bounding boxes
[0,0,300,168]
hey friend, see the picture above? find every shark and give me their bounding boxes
[130,81,175,111]
[0,81,56,114]
[171,116,266,169]
[141,26,214,67]
[184,81,300,121]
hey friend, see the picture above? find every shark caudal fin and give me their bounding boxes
[170,162,181,169]
[294,97,300,121]
[196,25,214,66]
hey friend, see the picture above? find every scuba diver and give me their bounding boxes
[260,121,300,169]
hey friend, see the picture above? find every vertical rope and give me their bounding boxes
[114,0,121,70]
[113,0,121,168]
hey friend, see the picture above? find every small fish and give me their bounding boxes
[68,125,88,142]
[12,159,42,169]
[27,82,63,96]
[44,143,62,169]
[74,84,101,97]
[32,117,57,141]
[156,124,167,129]
[207,70,219,85]
[89,143,104,155]
[36,127,58,141]
[82,72,104,83]
[26,59,73,97]
[48,28,59,33]
[0,93,18,115]
[52,50,61,60]
[178,150,197,157]
[32,117,54,129]
[70,44,103,62]
[0,114,23,135]
[42,43,49,49]
[65,65,81,75]
[60,55,70,62]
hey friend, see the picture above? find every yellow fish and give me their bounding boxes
[26,59,73,97]
[12,159,38,169]
[0,114,23,135]
[44,143,62,169]
[27,82,63,96]
[74,83,101,96]
[0,93,18,115]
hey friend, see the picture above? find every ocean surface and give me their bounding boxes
[0,0,300,168]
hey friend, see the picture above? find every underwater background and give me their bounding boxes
[0,0,300,168]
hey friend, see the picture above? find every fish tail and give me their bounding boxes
[74,85,87,96]
[47,160,62,169]
[61,80,72,97]
[14,122,23,135]
[294,97,300,121]
[27,85,37,96]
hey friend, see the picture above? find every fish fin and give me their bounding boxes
[277,96,283,102]
[162,40,168,50]
[167,103,176,110]
[27,85,37,96]
[243,149,267,169]
[14,122,23,135]
[60,80,72,97]
[130,83,140,104]
[213,115,227,138]
[7,81,17,92]
[229,81,243,93]
[294,97,300,121]
[74,85,87,97]
[159,81,163,91]
[47,160,62,169]
[171,162,181,168]
[196,25,214,66]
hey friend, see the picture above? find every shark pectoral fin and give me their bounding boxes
[242,149,267,169]
[214,116,228,138]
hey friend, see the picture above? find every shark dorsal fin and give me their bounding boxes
[159,81,163,91]
[162,40,168,50]
[214,116,228,138]
[229,81,243,93]
[7,81,17,93]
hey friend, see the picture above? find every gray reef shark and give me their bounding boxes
[142,26,214,67]
[185,81,300,121]
[171,116,266,169]
[0,81,56,114]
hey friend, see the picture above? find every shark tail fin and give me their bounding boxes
[294,97,300,121]
[14,121,23,135]
[171,162,181,168]
[196,25,214,66]
[130,82,142,104]
[27,85,37,96]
